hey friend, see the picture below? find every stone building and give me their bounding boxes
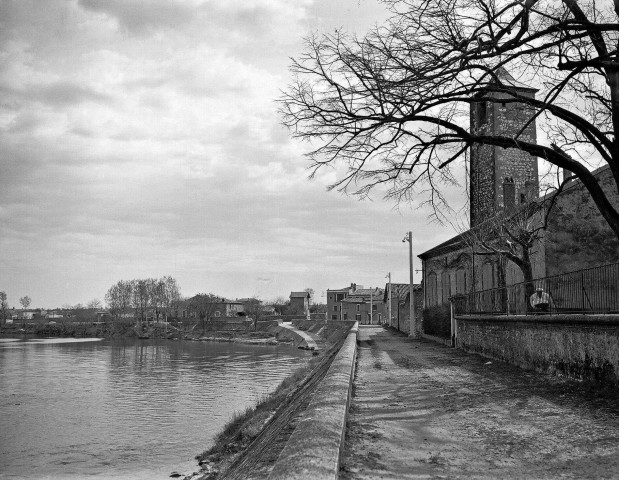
[289,291,311,314]
[327,284,386,324]
[470,67,539,226]
[419,70,619,325]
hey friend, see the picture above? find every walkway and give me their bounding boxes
[279,322,318,350]
[341,326,619,479]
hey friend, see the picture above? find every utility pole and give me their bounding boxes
[386,273,392,328]
[370,288,373,325]
[403,231,417,337]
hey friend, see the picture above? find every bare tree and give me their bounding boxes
[280,0,619,234]
[271,297,290,315]
[105,280,133,320]
[243,297,268,332]
[19,296,31,310]
[86,298,102,310]
[0,291,8,324]
[189,293,221,335]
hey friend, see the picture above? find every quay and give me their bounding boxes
[263,325,619,479]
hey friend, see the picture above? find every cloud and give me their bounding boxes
[78,0,195,33]
[0,0,451,308]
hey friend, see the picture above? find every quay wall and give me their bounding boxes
[268,322,359,480]
[455,315,619,386]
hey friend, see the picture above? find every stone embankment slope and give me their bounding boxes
[267,322,358,480]
[341,326,619,479]
[278,322,318,350]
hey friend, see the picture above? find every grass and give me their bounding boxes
[196,352,324,464]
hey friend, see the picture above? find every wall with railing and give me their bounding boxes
[452,262,619,316]
[449,262,619,387]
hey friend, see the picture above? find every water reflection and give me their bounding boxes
[0,337,309,480]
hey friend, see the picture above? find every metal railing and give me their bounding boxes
[452,261,619,316]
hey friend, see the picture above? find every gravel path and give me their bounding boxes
[340,326,619,479]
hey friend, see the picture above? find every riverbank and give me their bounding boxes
[181,321,355,479]
[0,320,314,347]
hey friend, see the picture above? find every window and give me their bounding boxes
[455,267,467,295]
[214,311,221,317]
[333,305,338,311]
[343,313,348,320]
[441,271,451,303]
[356,304,360,312]
[427,272,438,306]
[372,304,377,311]
[331,314,338,320]
[482,262,494,290]
[355,314,361,321]
[335,293,345,301]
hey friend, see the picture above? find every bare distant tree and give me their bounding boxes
[280,0,619,235]
[243,297,269,331]
[189,293,221,335]
[105,280,133,320]
[271,297,290,315]
[87,298,102,310]
[0,291,8,324]
[19,296,31,310]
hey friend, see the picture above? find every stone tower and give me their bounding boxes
[469,68,539,228]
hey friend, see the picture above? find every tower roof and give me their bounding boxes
[493,67,538,92]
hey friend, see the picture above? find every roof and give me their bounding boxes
[383,283,422,302]
[493,67,538,92]
[350,288,383,297]
[290,291,311,298]
[418,164,613,261]
[187,295,241,304]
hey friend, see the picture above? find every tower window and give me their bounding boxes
[520,193,526,204]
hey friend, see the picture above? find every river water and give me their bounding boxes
[0,337,310,480]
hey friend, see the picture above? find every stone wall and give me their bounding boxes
[455,315,619,386]
[545,167,619,276]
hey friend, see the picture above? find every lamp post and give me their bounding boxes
[386,272,392,328]
[403,231,417,337]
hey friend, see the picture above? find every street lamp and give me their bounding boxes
[402,231,417,337]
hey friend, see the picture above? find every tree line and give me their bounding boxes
[104,276,181,322]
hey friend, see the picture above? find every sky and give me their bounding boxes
[0,0,466,308]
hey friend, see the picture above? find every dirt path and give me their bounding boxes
[341,326,619,479]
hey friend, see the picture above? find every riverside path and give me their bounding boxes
[341,326,619,479]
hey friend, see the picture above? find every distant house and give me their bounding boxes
[289,291,311,314]
[180,295,245,319]
[327,284,385,324]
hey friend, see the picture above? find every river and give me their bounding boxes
[0,337,310,480]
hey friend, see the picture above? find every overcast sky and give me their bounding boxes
[0,0,466,308]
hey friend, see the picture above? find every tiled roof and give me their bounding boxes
[350,288,383,297]
[290,291,310,298]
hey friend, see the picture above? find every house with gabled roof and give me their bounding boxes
[289,291,311,314]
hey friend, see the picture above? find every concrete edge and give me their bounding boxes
[455,314,619,326]
[267,322,359,480]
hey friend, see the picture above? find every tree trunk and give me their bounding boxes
[521,248,536,312]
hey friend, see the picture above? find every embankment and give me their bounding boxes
[192,320,357,480]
